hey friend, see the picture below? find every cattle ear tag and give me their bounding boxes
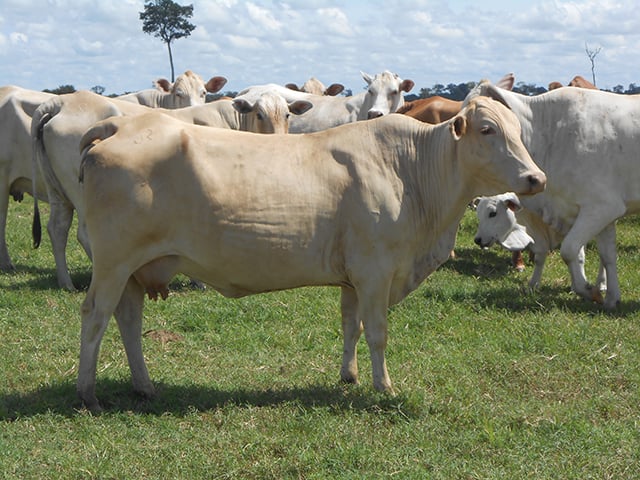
[451,116,466,139]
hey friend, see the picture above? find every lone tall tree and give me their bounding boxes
[140,0,196,82]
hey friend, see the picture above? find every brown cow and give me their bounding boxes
[397,73,515,124]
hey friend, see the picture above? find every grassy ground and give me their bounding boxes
[1,198,639,479]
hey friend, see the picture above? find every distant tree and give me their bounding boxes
[91,85,105,95]
[585,42,602,86]
[626,83,640,94]
[139,0,196,82]
[513,82,547,96]
[43,85,76,95]
[342,88,353,97]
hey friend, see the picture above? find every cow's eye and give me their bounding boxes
[390,89,398,96]
[488,211,497,218]
[257,113,264,121]
[480,126,496,135]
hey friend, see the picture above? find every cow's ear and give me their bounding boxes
[400,79,415,93]
[232,98,253,114]
[206,76,227,93]
[155,78,172,92]
[325,83,344,96]
[503,192,522,212]
[450,115,466,140]
[289,100,313,116]
[286,83,301,92]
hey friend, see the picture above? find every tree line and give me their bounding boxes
[41,80,640,100]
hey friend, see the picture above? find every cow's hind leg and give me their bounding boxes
[114,276,154,399]
[0,180,15,271]
[77,270,130,411]
[46,195,76,290]
[340,286,363,385]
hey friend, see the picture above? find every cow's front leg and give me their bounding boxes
[561,207,622,306]
[595,223,619,310]
[114,276,155,399]
[339,286,362,384]
[356,280,393,394]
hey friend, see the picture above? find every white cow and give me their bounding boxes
[0,86,53,271]
[237,70,414,133]
[473,192,605,294]
[285,77,344,96]
[31,91,312,290]
[118,70,227,108]
[75,97,545,410]
[465,82,640,309]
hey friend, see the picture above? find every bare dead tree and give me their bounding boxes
[585,42,602,87]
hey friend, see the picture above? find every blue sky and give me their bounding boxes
[1,0,638,95]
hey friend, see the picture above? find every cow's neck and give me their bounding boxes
[409,124,472,246]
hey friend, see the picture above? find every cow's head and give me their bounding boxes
[233,92,313,134]
[450,96,546,197]
[360,70,414,120]
[157,70,228,108]
[473,193,533,250]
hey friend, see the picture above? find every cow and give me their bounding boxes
[473,192,605,293]
[285,77,345,96]
[0,86,53,271]
[568,75,597,89]
[465,81,639,309]
[397,73,515,125]
[74,96,545,411]
[31,91,312,290]
[548,76,598,91]
[237,70,414,133]
[118,70,228,108]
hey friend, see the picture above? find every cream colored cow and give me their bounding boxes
[75,97,545,410]
[0,86,53,271]
[31,91,312,290]
[118,70,227,108]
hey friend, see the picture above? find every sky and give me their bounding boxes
[1,0,638,96]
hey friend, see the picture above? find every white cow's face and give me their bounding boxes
[361,71,415,119]
[474,193,522,248]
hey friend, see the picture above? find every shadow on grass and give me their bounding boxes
[0,379,423,421]
[0,263,92,291]
[431,247,640,317]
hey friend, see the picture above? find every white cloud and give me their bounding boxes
[246,2,283,32]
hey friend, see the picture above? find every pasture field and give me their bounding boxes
[1,197,639,479]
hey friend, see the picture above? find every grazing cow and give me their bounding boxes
[285,77,345,96]
[465,81,639,309]
[75,97,545,410]
[31,91,312,290]
[237,70,414,133]
[473,192,606,292]
[0,86,53,271]
[118,70,227,108]
[397,73,515,125]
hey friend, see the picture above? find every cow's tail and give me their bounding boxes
[30,98,62,249]
[78,120,120,184]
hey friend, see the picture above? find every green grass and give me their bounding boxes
[1,198,640,479]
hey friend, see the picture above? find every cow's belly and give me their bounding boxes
[174,228,346,298]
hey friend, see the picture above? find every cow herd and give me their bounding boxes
[0,67,637,411]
